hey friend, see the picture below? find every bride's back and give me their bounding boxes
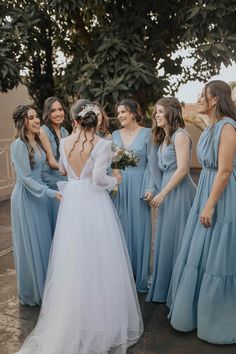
[61,131,100,180]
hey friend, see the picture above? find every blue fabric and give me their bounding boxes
[11,138,55,305]
[167,118,236,344]
[146,128,196,302]
[140,134,162,197]
[112,128,152,292]
[41,125,68,232]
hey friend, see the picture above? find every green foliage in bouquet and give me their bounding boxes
[111,144,139,170]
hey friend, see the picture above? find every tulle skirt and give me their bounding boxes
[16,180,143,354]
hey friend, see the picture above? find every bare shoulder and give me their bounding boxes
[174,130,191,145]
[220,123,236,149]
[221,122,236,136]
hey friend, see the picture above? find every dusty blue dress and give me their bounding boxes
[167,118,236,344]
[146,128,196,303]
[41,125,68,232]
[11,138,57,306]
[112,128,153,292]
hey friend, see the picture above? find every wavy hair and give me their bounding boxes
[68,104,98,158]
[92,101,110,136]
[152,97,185,145]
[13,105,45,168]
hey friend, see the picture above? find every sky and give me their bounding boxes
[176,62,236,103]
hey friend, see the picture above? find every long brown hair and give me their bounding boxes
[152,97,185,145]
[92,101,110,136]
[42,97,67,156]
[12,105,45,168]
[204,80,236,122]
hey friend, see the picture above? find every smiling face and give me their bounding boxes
[25,109,40,135]
[197,87,218,116]
[49,101,65,126]
[117,105,134,127]
[154,104,167,129]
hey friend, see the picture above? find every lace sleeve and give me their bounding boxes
[92,140,117,191]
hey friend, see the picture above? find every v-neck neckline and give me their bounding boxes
[32,143,43,161]
[119,128,144,149]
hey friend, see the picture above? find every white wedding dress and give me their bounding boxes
[16,138,143,354]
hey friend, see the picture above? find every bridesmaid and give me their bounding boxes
[40,97,68,232]
[93,101,111,139]
[167,80,236,344]
[145,97,196,303]
[112,98,152,293]
[11,105,61,306]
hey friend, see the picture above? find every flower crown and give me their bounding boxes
[77,104,100,118]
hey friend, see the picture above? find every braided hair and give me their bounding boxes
[12,105,45,168]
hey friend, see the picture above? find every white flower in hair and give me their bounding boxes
[78,104,100,118]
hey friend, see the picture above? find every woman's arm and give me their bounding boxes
[11,140,60,200]
[143,134,162,202]
[151,132,191,207]
[93,141,119,191]
[39,128,59,170]
[200,123,236,227]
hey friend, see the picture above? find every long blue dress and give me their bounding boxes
[11,138,57,306]
[112,127,152,292]
[167,118,236,344]
[146,128,196,303]
[41,125,68,232]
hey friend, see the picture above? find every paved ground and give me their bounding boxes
[1,170,236,353]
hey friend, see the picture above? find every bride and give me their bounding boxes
[16,103,143,354]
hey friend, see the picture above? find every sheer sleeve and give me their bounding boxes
[92,140,117,191]
[58,139,67,175]
[41,160,59,189]
[140,133,162,197]
[41,126,60,189]
[11,139,56,199]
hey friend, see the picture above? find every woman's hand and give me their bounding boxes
[48,158,59,170]
[115,172,122,185]
[39,128,59,170]
[150,192,165,208]
[143,192,153,202]
[59,169,67,176]
[200,204,214,228]
[112,169,122,185]
[55,191,62,202]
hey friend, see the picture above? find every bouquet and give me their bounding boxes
[111,144,139,197]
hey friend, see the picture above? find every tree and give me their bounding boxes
[1,0,236,115]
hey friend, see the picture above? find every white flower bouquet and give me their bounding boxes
[111,144,139,196]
